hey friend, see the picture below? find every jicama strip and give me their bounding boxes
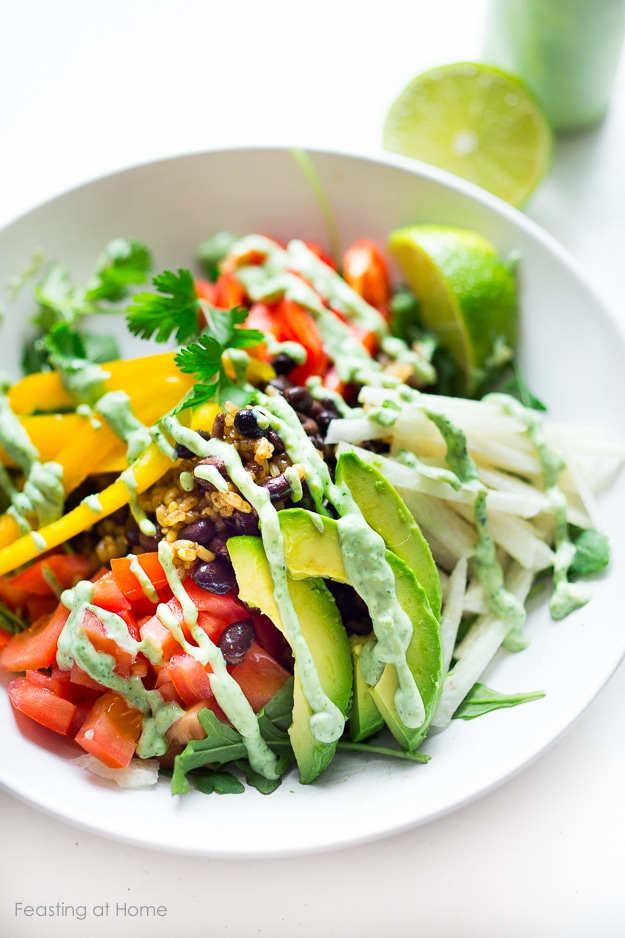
[430,563,534,730]
[0,443,175,577]
[397,489,476,566]
[449,501,554,571]
[439,555,469,672]
[337,442,542,517]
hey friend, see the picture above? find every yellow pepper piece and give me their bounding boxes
[0,443,175,577]
[8,352,185,415]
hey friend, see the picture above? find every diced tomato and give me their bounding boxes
[166,653,214,707]
[110,553,169,612]
[75,691,144,769]
[343,238,390,307]
[302,240,338,270]
[26,595,59,622]
[213,271,247,309]
[0,630,10,652]
[249,609,294,670]
[80,609,137,678]
[154,666,183,704]
[8,675,78,736]
[196,611,229,643]
[0,602,69,673]
[140,613,183,661]
[194,277,218,303]
[8,553,94,597]
[92,570,131,613]
[230,640,290,713]
[243,303,279,360]
[166,701,209,746]
[0,575,30,613]
[68,700,93,737]
[275,297,330,384]
[69,661,108,694]
[24,668,74,700]
[182,579,248,623]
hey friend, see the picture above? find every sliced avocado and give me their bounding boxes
[336,450,442,619]
[278,508,443,750]
[349,635,385,742]
[227,534,352,784]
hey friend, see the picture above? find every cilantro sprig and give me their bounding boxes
[174,307,264,409]
[126,269,202,345]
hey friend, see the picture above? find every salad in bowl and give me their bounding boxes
[0,148,623,855]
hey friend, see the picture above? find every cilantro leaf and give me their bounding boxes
[84,238,153,304]
[452,682,545,720]
[173,307,264,410]
[126,269,201,345]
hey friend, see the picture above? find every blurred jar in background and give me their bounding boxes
[485,0,625,132]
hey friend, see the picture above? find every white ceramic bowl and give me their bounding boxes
[1,147,624,857]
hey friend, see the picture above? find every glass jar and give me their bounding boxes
[485,0,625,131]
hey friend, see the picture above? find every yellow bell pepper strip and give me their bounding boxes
[0,442,176,577]
[7,352,185,415]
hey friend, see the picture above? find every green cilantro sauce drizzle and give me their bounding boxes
[0,383,65,533]
[486,393,590,620]
[255,392,426,729]
[230,235,430,390]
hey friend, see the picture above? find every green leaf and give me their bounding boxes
[126,269,201,345]
[235,760,284,795]
[0,600,28,635]
[170,711,248,795]
[261,676,294,732]
[84,238,152,304]
[81,331,121,364]
[452,682,545,721]
[503,360,547,411]
[175,334,222,380]
[569,527,610,578]
[197,231,238,281]
[192,769,245,795]
[336,741,430,763]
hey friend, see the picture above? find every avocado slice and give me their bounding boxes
[278,508,443,750]
[349,635,385,742]
[336,450,442,620]
[227,534,352,784]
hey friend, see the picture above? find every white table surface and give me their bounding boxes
[1,2,625,936]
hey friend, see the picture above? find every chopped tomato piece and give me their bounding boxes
[166,701,211,746]
[0,575,30,613]
[80,609,136,678]
[302,241,338,270]
[24,668,74,700]
[343,238,390,307]
[9,553,94,597]
[182,579,248,623]
[110,553,169,611]
[0,630,10,652]
[69,661,108,694]
[140,613,183,661]
[75,691,144,769]
[194,277,217,303]
[275,297,330,384]
[213,271,247,309]
[91,570,131,613]
[166,653,214,707]
[249,610,293,670]
[0,602,69,672]
[26,595,59,622]
[8,675,78,736]
[229,640,290,712]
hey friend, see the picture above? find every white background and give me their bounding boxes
[1,2,625,936]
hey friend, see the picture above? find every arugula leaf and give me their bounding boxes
[235,760,284,795]
[452,682,545,720]
[126,269,201,345]
[192,769,245,795]
[337,741,430,763]
[569,527,610,578]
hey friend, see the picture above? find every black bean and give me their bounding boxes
[315,410,336,434]
[266,430,285,454]
[218,620,255,665]
[234,408,265,438]
[194,456,229,492]
[208,532,231,559]
[191,558,237,594]
[178,518,216,546]
[267,375,293,392]
[271,352,296,375]
[211,412,226,440]
[125,517,141,546]
[320,397,341,418]
[284,385,313,412]
[261,473,292,502]
[174,430,210,460]
[297,414,319,436]
[229,510,260,536]
[139,527,161,552]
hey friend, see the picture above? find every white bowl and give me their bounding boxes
[1,147,624,857]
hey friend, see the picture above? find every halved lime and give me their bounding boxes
[388,224,518,395]
[383,63,552,207]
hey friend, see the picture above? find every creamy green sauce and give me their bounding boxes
[424,404,527,650]
[0,384,65,533]
[120,467,156,536]
[486,393,590,620]
[253,393,426,729]
[162,413,346,745]
[229,235,423,390]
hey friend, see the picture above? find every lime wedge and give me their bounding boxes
[388,225,518,395]
[383,63,552,207]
